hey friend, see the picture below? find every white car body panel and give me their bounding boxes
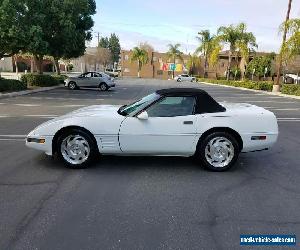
[26,102,278,157]
[119,115,197,155]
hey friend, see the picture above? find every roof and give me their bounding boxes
[156,88,226,114]
[156,88,207,96]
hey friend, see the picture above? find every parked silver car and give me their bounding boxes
[174,74,197,82]
[64,72,116,91]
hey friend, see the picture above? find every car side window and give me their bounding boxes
[84,73,92,78]
[93,73,102,77]
[146,96,196,117]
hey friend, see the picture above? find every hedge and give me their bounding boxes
[281,84,300,96]
[198,78,273,92]
[52,74,68,83]
[21,74,61,87]
[0,78,27,92]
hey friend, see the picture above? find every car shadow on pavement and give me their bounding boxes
[39,154,241,173]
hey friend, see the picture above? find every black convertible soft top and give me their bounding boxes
[156,88,226,114]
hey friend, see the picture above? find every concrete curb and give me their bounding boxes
[199,81,300,100]
[0,85,63,99]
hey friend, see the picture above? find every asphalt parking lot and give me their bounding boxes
[0,78,300,250]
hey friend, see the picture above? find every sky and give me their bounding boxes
[89,0,300,53]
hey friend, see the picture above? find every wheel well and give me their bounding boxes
[52,126,98,154]
[198,127,243,150]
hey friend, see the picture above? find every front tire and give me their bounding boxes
[57,129,98,168]
[68,82,77,90]
[99,82,108,91]
[177,78,182,82]
[196,132,240,171]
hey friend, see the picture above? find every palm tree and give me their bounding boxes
[280,19,300,60]
[236,30,257,80]
[274,0,293,91]
[166,43,183,79]
[195,30,216,77]
[187,53,201,75]
[217,23,257,80]
[130,46,149,78]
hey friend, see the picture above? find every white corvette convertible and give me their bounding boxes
[26,88,278,171]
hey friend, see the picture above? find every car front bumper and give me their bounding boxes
[26,135,54,156]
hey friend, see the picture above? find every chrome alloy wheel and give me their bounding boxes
[205,137,234,168]
[100,83,107,91]
[61,135,90,165]
[69,82,76,90]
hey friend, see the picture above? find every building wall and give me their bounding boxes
[0,57,13,72]
[121,50,189,79]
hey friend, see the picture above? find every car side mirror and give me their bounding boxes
[137,111,148,120]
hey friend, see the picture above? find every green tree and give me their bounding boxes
[280,18,300,66]
[217,23,257,80]
[195,30,216,77]
[99,37,109,48]
[246,56,273,78]
[0,0,27,58]
[109,33,121,64]
[130,46,149,78]
[186,54,201,75]
[44,0,96,74]
[0,0,96,74]
[166,43,183,79]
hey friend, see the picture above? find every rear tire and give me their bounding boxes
[68,82,77,90]
[195,132,240,171]
[99,82,108,91]
[177,78,182,82]
[56,129,98,169]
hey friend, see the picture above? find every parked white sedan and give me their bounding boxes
[26,88,278,171]
[64,71,116,91]
[174,74,197,82]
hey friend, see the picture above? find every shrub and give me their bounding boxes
[281,84,300,96]
[197,78,273,92]
[21,74,60,87]
[52,74,68,83]
[0,78,27,92]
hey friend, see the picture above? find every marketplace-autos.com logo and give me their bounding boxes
[240,235,296,246]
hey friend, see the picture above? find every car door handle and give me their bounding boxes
[183,121,193,125]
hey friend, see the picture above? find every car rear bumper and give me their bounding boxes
[241,132,278,152]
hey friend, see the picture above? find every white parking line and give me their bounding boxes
[246,101,297,103]
[24,115,58,118]
[223,96,283,99]
[0,138,25,141]
[272,108,300,111]
[277,120,300,122]
[52,105,85,108]
[30,97,105,101]
[0,135,26,137]
[14,104,41,107]
[0,115,58,119]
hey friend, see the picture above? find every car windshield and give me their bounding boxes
[118,93,161,116]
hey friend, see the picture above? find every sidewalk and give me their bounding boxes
[0,85,63,99]
[199,81,300,100]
